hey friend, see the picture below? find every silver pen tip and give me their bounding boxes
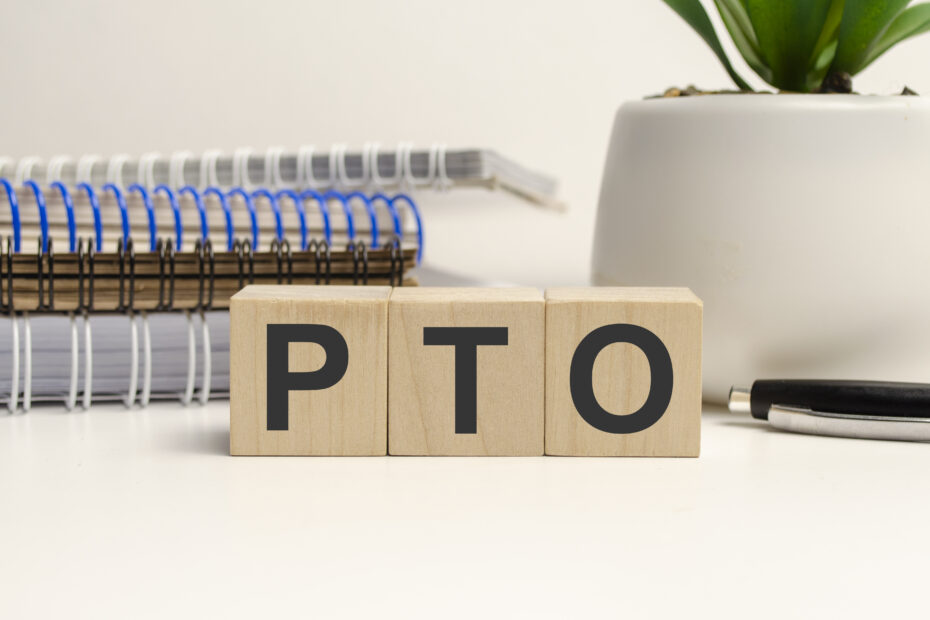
[728,386,752,414]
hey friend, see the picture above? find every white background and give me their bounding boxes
[4,1,930,617]
[5,0,930,284]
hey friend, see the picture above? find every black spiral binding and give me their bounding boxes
[154,238,175,312]
[0,234,403,314]
[36,237,54,312]
[85,237,96,313]
[1,237,13,314]
[307,239,330,285]
[351,241,369,285]
[115,238,136,313]
[234,239,255,289]
[270,238,295,285]
[194,238,216,311]
[386,235,404,287]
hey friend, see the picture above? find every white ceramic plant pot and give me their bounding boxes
[592,95,930,403]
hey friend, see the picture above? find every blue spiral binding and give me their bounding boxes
[391,193,423,264]
[251,188,284,241]
[227,187,258,248]
[323,190,355,242]
[346,191,379,247]
[370,192,402,239]
[22,180,50,253]
[50,182,77,252]
[76,183,103,252]
[180,186,209,241]
[154,185,184,249]
[0,177,419,270]
[102,183,131,246]
[128,183,158,251]
[1,179,22,253]
[299,189,332,245]
[275,189,308,250]
[204,187,234,251]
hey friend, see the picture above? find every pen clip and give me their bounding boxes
[768,405,930,443]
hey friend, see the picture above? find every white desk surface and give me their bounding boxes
[2,400,929,618]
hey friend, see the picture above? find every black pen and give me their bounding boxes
[728,380,930,442]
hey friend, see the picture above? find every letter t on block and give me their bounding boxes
[389,288,545,455]
[544,288,703,457]
[229,285,391,456]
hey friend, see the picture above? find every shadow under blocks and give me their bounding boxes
[229,286,702,457]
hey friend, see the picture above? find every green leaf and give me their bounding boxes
[806,0,845,90]
[862,3,930,69]
[746,0,836,91]
[831,0,909,75]
[713,0,773,84]
[661,0,753,90]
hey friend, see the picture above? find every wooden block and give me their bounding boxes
[388,287,545,455]
[229,285,390,456]
[544,288,702,457]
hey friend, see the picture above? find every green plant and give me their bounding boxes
[662,0,930,92]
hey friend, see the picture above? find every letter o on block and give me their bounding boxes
[544,288,702,457]
[569,323,673,435]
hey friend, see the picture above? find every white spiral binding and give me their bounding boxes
[181,311,197,406]
[76,155,100,185]
[232,147,255,189]
[367,143,383,190]
[140,315,153,407]
[5,144,452,195]
[47,156,72,186]
[200,149,221,188]
[170,151,192,188]
[426,143,438,185]
[198,312,211,405]
[66,314,78,411]
[138,152,160,187]
[397,142,415,192]
[265,146,286,188]
[401,142,440,190]
[368,142,405,190]
[106,154,130,187]
[21,315,31,412]
[123,314,139,408]
[14,156,40,185]
[297,145,323,189]
[82,316,92,410]
[334,143,371,189]
[433,143,452,191]
[327,145,341,190]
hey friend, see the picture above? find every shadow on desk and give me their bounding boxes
[702,403,781,433]
[163,425,230,456]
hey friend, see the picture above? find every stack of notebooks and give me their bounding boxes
[0,144,557,411]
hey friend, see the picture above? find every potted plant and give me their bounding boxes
[591,1,930,403]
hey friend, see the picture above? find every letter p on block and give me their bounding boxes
[230,285,390,455]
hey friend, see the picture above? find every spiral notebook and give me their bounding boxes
[0,144,557,411]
